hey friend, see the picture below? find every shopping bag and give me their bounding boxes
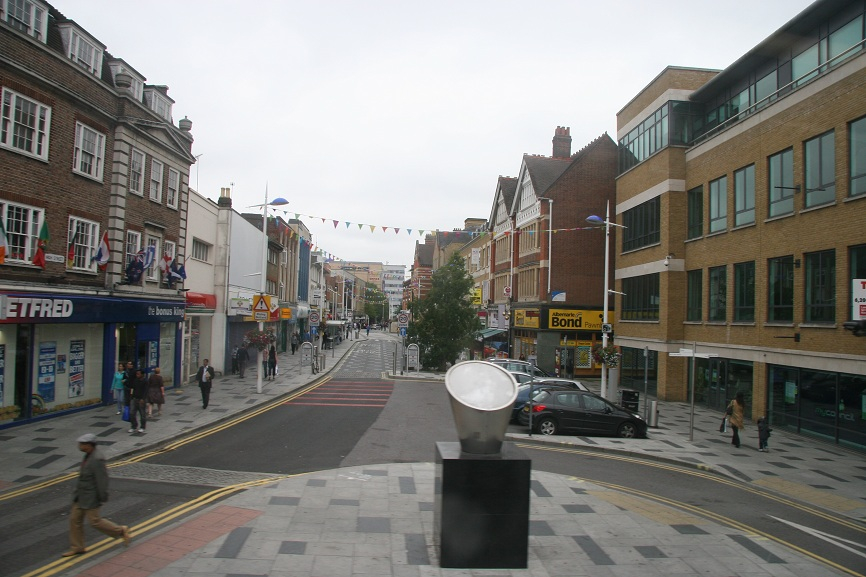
[719,417,727,433]
[275,365,279,376]
[122,405,130,422]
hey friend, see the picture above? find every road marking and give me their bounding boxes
[770,515,866,560]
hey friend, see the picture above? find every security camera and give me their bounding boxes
[664,255,672,267]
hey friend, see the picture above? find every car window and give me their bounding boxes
[556,393,581,407]
[531,390,552,402]
[581,394,608,412]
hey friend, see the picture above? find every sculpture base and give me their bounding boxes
[434,441,531,569]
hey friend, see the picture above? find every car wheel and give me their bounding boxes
[617,422,638,438]
[536,418,557,435]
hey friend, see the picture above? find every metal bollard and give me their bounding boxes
[319,353,326,371]
[648,400,659,427]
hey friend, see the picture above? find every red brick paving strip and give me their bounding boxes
[74,506,262,577]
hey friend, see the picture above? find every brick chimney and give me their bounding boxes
[552,126,571,158]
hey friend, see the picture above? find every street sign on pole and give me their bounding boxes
[398,312,409,328]
[252,295,270,322]
[309,311,320,325]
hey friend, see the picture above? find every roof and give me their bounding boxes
[523,155,572,198]
[416,243,434,267]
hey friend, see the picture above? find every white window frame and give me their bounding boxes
[167,167,179,209]
[129,148,145,195]
[162,240,176,284]
[67,216,100,272]
[72,122,105,180]
[145,235,160,281]
[1,87,51,160]
[0,199,43,263]
[147,90,172,121]
[4,0,48,43]
[191,238,210,262]
[125,230,141,265]
[68,30,102,75]
[149,159,163,202]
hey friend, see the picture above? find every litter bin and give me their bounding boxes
[619,389,640,413]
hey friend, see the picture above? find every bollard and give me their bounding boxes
[648,400,659,427]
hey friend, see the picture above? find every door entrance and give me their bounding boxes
[706,358,728,411]
[555,348,576,378]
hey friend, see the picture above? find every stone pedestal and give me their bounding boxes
[434,441,530,569]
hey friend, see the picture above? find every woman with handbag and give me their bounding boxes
[726,392,746,448]
[111,363,125,415]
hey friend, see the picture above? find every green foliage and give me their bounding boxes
[406,253,482,370]
[363,283,388,323]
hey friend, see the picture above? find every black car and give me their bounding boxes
[518,389,647,438]
[511,379,589,422]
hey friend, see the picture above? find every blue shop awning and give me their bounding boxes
[477,328,507,341]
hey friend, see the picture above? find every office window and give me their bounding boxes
[622,197,660,251]
[805,250,835,323]
[768,256,795,322]
[129,148,144,195]
[167,168,180,209]
[5,0,47,42]
[687,186,703,239]
[850,116,866,197]
[67,217,99,271]
[1,87,51,160]
[621,274,660,321]
[72,122,105,180]
[792,43,819,86]
[734,164,755,226]
[125,230,141,265]
[734,261,755,322]
[708,266,727,322]
[709,176,727,233]
[754,70,777,109]
[0,200,43,262]
[149,159,163,202]
[768,148,794,217]
[191,238,209,262]
[804,131,836,207]
[687,269,702,322]
[828,15,864,62]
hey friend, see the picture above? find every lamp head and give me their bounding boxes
[585,215,604,226]
[270,197,290,207]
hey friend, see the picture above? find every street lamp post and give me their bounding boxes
[250,188,289,394]
[586,201,625,400]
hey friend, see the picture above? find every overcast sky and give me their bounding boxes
[66,0,814,272]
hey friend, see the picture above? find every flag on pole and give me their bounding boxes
[66,225,80,268]
[141,244,156,270]
[159,252,172,274]
[32,220,50,269]
[0,220,8,265]
[90,231,110,269]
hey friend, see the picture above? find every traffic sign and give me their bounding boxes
[503,286,511,297]
[397,312,409,327]
[252,295,270,321]
[309,311,320,325]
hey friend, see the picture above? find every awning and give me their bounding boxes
[477,328,507,341]
[186,292,216,310]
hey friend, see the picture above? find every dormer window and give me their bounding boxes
[3,0,48,43]
[57,23,105,77]
[108,60,145,101]
[144,87,173,122]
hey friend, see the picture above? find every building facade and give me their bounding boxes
[615,0,866,451]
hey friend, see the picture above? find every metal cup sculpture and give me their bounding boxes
[445,361,518,455]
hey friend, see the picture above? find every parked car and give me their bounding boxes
[518,389,647,438]
[486,359,551,378]
[509,372,537,385]
[511,379,589,422]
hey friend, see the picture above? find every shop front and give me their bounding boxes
[182,292,217,381]
[513,305,604,378]
[0,291,183,427]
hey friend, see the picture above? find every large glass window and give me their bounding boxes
[804,131,836,207]
[804,250,835,323]
[709,176,727,233]
[734,261,755,322]
[687,269,702,322]
[734,165,755,226]
[828,15,864,62]
[708,266,727,322]
[0,200,43,263]
[618,103,669,173]
[792,43,820,86]
[754,70,777,109]
[769,148,794,217]
[129,148,145,195]
[5,0,47,42]
[622,197,660,251]
[0,87,51,160]
[768,256,795,322]
[621,274,660,321]
[687,186,703,239]
[850,116,866,198]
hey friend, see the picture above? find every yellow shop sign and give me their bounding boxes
[513,308,539,328]
[548,309,605,331]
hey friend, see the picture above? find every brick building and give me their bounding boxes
[0,2,194,425]
[614,0,866,451]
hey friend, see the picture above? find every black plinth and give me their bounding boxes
[434,441,531,569]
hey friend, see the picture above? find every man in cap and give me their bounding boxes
[62,433,130,557]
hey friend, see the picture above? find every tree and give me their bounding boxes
[407,252,481,370]
[363,283,388,323]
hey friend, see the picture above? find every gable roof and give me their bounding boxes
[416,242,434,267]
[487,176,517,231]
[541,133,617,198]
[523,155,572,198]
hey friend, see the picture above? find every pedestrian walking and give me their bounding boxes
[290,332,299,354]
[237,344,249,378]
[231,345,239,375]
[146,367,165,417]
[366,323,370,336]
[127,369,147,434]
[111,363,125,415]
[261,349,269,380]
[268,345,277,379]
[726,391,746,448]
[757,417,772,452]
[195,359,215,409]
[62,433,130,557]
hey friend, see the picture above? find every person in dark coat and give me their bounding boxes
[127,369,148,434]
[62,433,130,556]
[195,359,216,409]
[268,345,277,379]
[146,367,165,417]
[237,345,250,378]
[757,417,772,452]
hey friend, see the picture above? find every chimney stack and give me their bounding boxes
[552,126,571,158]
